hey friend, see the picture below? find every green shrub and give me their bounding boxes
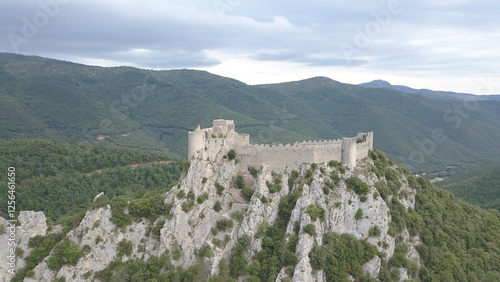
[307,204,326,221]
[229,235,251,277]
[91,194,111,209]
[266,181,282,193]
[116,239,133,257]
[197,193,209,204]
[360,194,368,202]
[375,181,390,200]
[176,190,186,199]
[128,196,170,220]
[95,236,103,244]
[330,173,341,185]
[213,201,223,212]
[83,271,92,279]
[345,176,369,195]
[303,224,317,236]
[255,221,272,238]
[215,182,225,195]
[328,160,341,167]
[82,244,91,254]
[324,180,335,190]
[152,219,165,237]
[369,225,381,237]
[211,228,218,236]
[305,168,313,179]
[202,177,207,184]
[323,185,330,195]
[227,149,237,160]
[173,249,182,260]
[288,170,300,188]
[248,166,259,178]
[329,160,346,173]
[389,244,409,268]
[355,208,364,220]
[241,187,254,201]
[310,233,377,281]
[232,211,244,222]
[187,191,195,201]
[26,270,35,277]
[110,197,132,228]
[16,248,24,258]
[47,238,83,270]
[216,219,234,231]
[235,174,245,189]
[198,245,212,258]
[181,201,192,212]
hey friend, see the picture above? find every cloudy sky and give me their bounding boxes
[1,0,499,94]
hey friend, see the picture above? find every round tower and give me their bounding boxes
[188,126,204,160]
[342,138,357,168]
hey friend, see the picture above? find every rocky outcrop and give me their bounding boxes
[0,211,47,282]
[7,154,421,281]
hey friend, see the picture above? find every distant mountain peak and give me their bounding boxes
[359,80,393,88]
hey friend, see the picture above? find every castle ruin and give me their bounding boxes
[188,119,373,170]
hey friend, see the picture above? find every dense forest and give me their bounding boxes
[8,147,500,281]
[1,53,500,281]
[1,53,500,175]
[0,139,183,223]
[437,166,500,210]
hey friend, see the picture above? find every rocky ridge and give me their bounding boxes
[1,150,421,281]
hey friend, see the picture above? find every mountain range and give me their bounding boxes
[1,53,500,281]
[1,53,500,176]
[359,79,500,101]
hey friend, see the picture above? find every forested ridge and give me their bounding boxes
[2,143,499,281]
[437,166,500,210]
[0,139,183,223]
[0,53,499,281]
[1,53,500,176]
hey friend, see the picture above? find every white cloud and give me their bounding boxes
[0,0,499,93]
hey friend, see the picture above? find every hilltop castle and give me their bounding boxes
[188,119,373,170]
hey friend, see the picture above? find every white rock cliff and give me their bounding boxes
[2,153,421,281]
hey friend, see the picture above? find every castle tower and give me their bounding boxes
[368,131,374,150]
[341,138,357,168]
[188,125,204,160]
[187,119,372,169]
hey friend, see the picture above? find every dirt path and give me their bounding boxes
[87,160,174,175]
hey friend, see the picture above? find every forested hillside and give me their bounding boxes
[359,79,500,101]
[0,139,183,222]
[1,53,500,175]
[3,147,500,281]
[437,166,500,210]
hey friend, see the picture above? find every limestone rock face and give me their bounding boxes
[10,156,421,282]
[0,211,47,282]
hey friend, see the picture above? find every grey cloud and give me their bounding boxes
[251,51,369,67]
[0,0,498,84]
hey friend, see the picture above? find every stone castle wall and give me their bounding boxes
[188,119,373,170]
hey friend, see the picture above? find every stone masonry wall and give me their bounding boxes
[188,120,373,170]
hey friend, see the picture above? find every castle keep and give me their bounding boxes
[188,119,373,170]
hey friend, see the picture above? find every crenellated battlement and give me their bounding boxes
[188,119,373,170]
